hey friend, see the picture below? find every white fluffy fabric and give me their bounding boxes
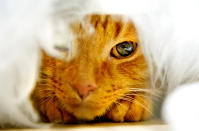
[0,0,199,130]
[163,82,199,131]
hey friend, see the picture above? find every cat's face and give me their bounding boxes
[31,15,150,122]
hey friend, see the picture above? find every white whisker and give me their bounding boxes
[113,101,123,106]
[119,97,134,102]
[119,95,152,115]
[125,93,153,99]
[133,99,153,115]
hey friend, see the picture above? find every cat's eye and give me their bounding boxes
[111,41,136,58]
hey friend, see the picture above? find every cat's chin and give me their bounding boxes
[73,109,104,121]
[62,103,109,121]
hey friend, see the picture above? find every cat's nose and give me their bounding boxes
[72,82,97,99]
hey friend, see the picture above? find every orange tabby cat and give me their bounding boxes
[31,14,152,123]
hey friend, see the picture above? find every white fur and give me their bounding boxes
[1,0,199,130]
[163,83,199,131]
[0,0,53,127]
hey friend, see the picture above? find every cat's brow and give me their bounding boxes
[114,21,123,38]
[102,15,109,30]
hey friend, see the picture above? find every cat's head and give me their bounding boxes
[32,14,150,122]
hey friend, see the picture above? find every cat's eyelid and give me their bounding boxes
[54,45,69,52]
[113,37,138,47]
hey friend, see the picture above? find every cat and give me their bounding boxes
[0,0,156,127]
[31,14,154,123]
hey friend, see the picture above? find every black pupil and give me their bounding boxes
[116,41,134,57]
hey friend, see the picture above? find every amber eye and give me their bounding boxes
[111,41,136,58]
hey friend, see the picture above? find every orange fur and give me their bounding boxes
[31,14,152,123]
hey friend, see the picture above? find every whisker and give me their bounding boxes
[122,95,134,100]
[113,101,123,106]
[119,93,153,115]
[127,88,161,97]
[133,99,153,115]
[39,96,53,105]
[126,91,161,98]
[125,93,152,99]
[126,93,161,100]
[127,87,154,91]
[119,97,134,102]
[120,97,152,115]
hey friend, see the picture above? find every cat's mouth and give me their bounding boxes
[55,84,124,121]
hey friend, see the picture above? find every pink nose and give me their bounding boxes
[72,82,97,99]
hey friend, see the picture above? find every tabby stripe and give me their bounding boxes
[114,21,123,38]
